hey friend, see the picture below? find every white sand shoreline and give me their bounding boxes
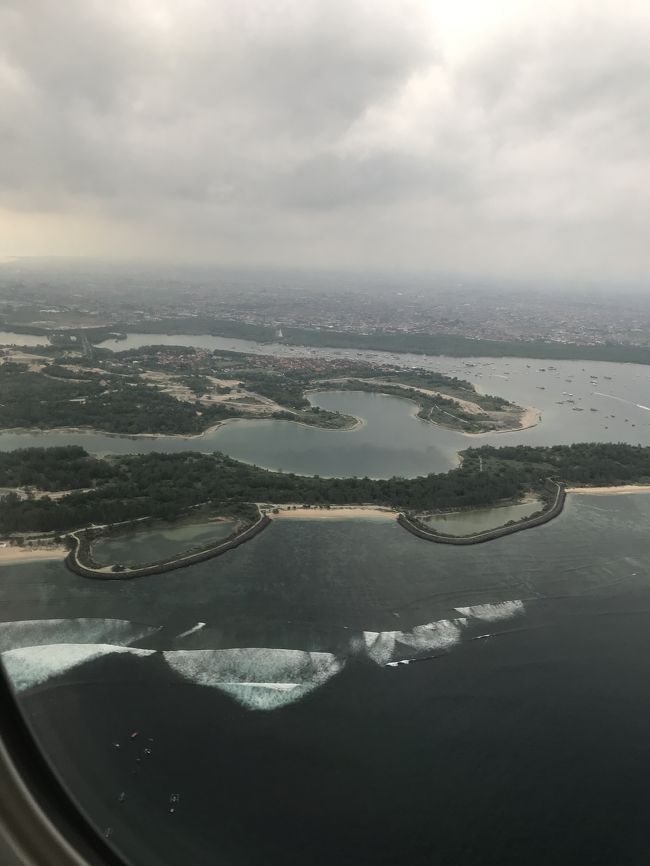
[268,505,397,521]
[567,485,650,495]
[0,545,66,564]
[460,405,541,437]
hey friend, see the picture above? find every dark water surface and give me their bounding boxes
[3,496,650,864]
[90,520,236,568]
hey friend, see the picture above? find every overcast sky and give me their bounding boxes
[2,0,650,281]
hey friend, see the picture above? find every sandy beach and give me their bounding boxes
[469,405,541,435]
[518,406,542,430]
[268,505,397,521]
[0,545,67,564]
[567,485,650,496]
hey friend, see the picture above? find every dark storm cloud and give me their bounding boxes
[1,0,650,278]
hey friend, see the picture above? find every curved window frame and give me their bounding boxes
[0,663,126,866]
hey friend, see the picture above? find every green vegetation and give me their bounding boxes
[467,442,650,486]
[3,443,649,536]
[41,364,100,381]
[0,362,235,434]
[0,344,521,435]
[0,447,526,533]
[377,370,511,410]
[0,446,113,490]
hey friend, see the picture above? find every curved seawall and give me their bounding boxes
[65,514,272,579]
[398,481,566,545]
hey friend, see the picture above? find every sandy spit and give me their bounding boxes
[461,405,541,438]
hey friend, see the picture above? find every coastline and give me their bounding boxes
[0,545,66,564]
[567,484,650,495]
[269,505,396,520]
[0,411,365,441]
[460,405,541,437]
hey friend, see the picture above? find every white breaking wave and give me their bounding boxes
[0,619,159,653]
[162,648,343,711]
[176,622,207,640]
[455,600,525,622]
[363,631,397,665]
[2,644,155,692]
[215,683,309,712]
[363,618,465,666]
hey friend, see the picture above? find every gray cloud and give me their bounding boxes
[1,0,650,280]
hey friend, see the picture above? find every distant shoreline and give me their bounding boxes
[0,411,365,442]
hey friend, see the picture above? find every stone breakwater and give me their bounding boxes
[64,514,271,579]
[398,481,566,545]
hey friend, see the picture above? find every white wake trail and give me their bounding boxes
[176,622,207,640]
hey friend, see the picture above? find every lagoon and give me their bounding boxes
[90,519,236,568]
[421,499,543,536]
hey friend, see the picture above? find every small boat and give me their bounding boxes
[118,792,126,804]
[169,793,180,814]
[130,731,139,740]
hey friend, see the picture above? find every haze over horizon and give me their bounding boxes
[2,1,650,284]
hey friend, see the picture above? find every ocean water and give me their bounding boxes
[3,498,650,864]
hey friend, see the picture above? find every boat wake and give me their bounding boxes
[592,392,650,412]
[175,622,207,640]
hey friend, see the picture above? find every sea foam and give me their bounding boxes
[2,644,155,692]
[363,618,465,665]
[162,648,343,710]
[455,600,525,622]
[0,618,159,653]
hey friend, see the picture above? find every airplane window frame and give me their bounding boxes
[0,662,127,866]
